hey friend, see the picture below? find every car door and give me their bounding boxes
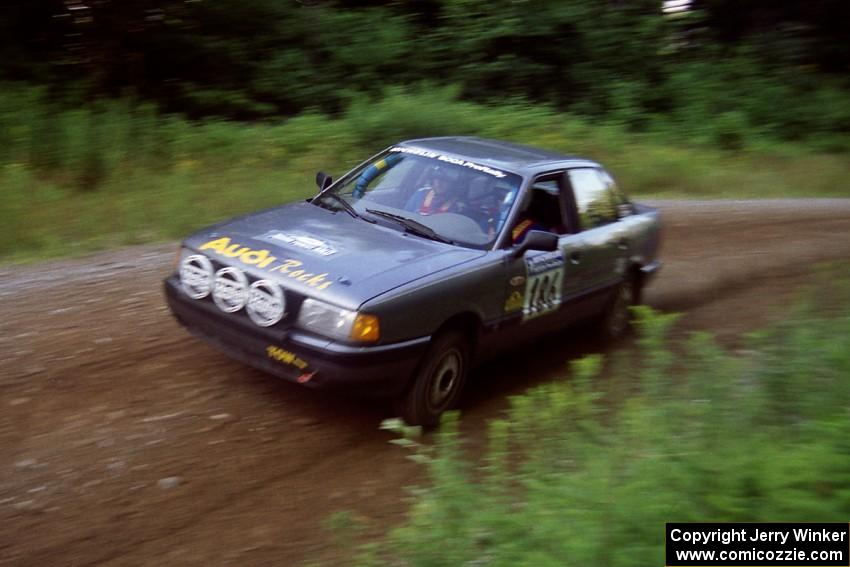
[499,172,589,334]
[561,167,630,317]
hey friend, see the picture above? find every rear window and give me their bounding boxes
[568,168,621,229]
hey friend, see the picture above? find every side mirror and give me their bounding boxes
[316,171,333,191]
[512,230,559,257]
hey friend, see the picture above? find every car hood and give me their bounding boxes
[183,201,485,309]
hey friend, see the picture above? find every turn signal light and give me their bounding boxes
[351,313,380,342]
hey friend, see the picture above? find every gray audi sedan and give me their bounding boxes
[164,137,662,425]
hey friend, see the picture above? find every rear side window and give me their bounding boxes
[568,168,620,229]
[597,169,630,210]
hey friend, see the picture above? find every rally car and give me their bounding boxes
[164,137,662,425]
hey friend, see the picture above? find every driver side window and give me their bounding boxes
[509,174,567,244]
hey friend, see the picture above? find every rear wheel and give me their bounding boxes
[397,331,469,427]
[598,274,637,340]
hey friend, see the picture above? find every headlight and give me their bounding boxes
[297,298,380,342]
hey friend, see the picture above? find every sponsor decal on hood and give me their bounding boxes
[199,236,335,290]
[259,231,338,256]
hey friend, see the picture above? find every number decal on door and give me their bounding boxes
[523,251,564,321]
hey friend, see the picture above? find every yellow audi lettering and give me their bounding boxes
[199,237,334,289]
[200,237,232,253]
[201,237,280,268]
[241,248,276,267]
[227,245,251,258]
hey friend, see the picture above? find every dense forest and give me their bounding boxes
[2,0,849,142]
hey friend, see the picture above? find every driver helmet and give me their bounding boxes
[427,165,461,195]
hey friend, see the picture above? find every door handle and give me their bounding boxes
[568,251,581,264]
[616,238,629,251]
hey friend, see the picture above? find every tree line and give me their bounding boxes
[1,0,848,142]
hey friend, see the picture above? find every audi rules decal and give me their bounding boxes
[200,237,334,290]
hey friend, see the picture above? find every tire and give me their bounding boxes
[598,274,637,341]
[397,331,469,427]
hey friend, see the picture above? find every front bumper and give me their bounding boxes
[164,276,428,398]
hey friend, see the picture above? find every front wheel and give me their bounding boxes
[397,331,469,427]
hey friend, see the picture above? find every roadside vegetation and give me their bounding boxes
[2,86,849,262]
[330,268,850,566]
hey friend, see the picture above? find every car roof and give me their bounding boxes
[400,136,599,175]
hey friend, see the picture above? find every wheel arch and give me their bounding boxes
[432,311,482,358]
[629,262,646,304]
[396,312,480,426]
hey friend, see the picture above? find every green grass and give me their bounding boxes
[334,269,850,567]
[1,85,849,262]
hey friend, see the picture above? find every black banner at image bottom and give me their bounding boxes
[666,523,849,566]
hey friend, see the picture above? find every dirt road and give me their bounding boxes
[2,200,849,566]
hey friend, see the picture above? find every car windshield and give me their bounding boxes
[320,146,523,248]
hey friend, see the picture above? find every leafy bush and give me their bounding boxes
[353,299,850,566]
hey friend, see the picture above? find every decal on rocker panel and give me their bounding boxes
[200,237,333,290]
[522,251,564,321]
